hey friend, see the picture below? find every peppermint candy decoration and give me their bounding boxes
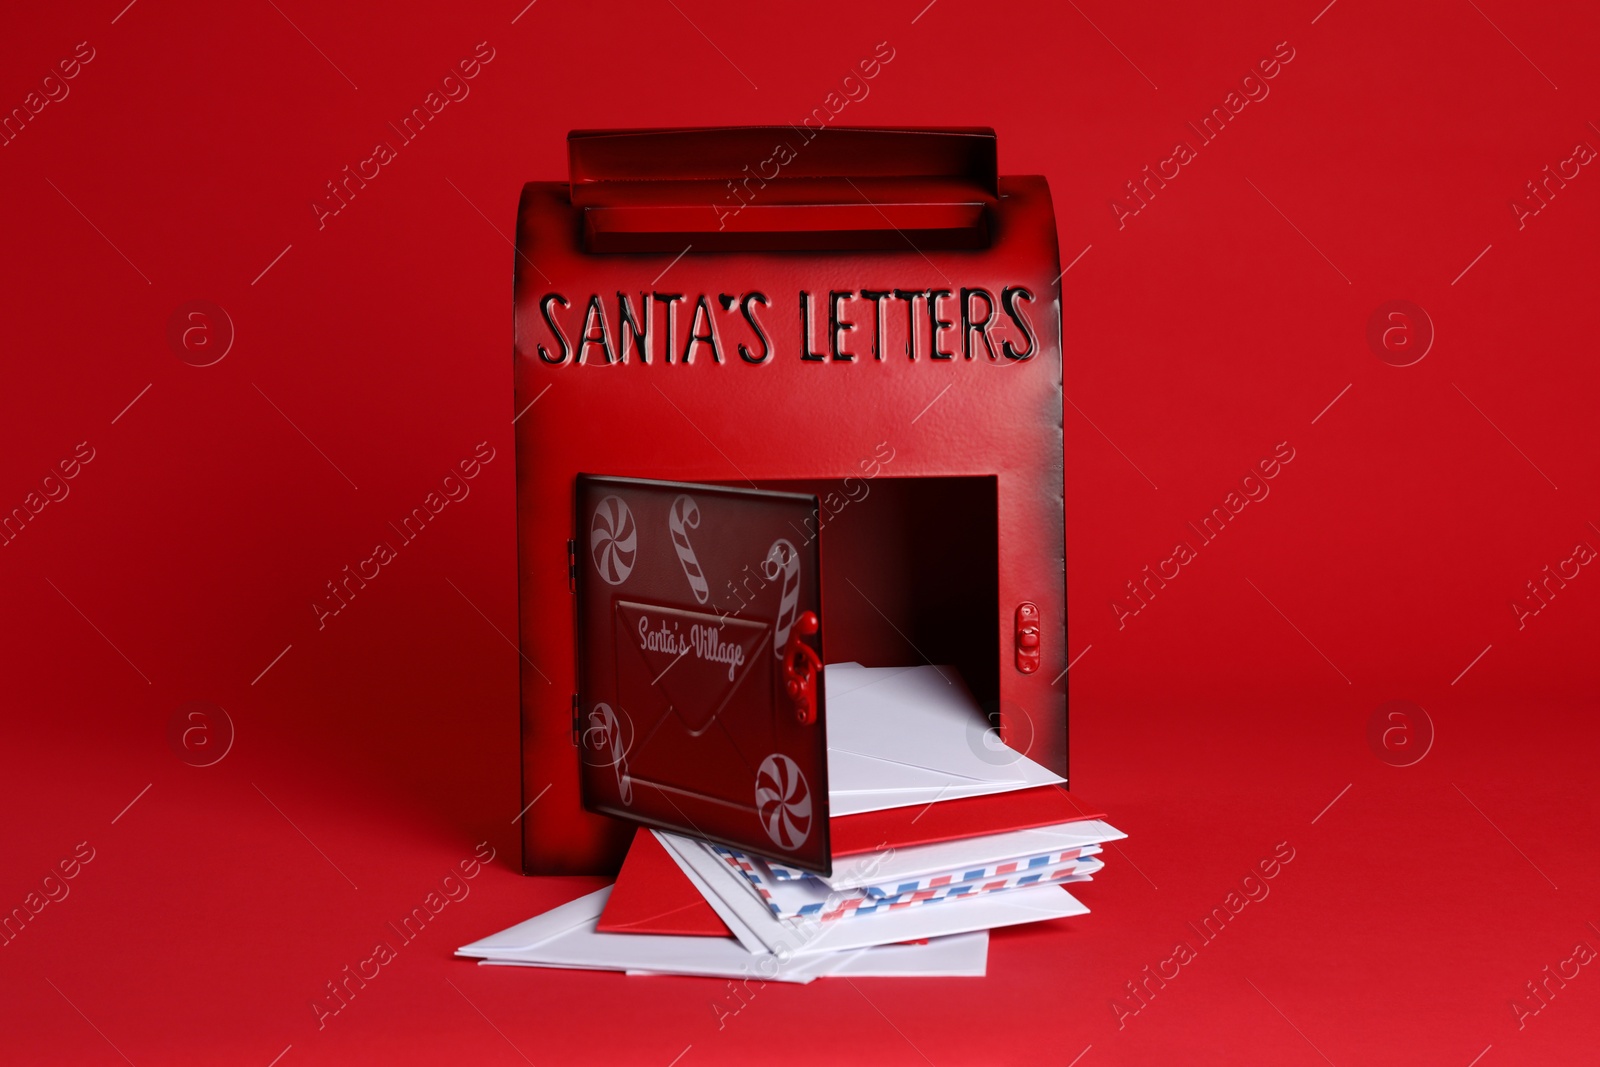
[762,539,801,658]
[589,495,636,586]
[668,494,709,604]
[754,753,812,850]
[583,702,633,805]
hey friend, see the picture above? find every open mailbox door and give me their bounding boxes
[574,475,832,875]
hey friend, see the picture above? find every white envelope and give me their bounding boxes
[458,887,987,982]
[823,664,1065,816]
[655,831,1089,957]
[816,819,1128,891]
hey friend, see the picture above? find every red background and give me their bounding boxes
[2,1,1596,1064]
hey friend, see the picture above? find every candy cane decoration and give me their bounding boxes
[583,702,633,805]
[754,753,812,849]
[590,495,637,586]
[762,538,801,658]
[668,494,709,604]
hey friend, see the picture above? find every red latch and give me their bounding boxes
[1015,602,1041,674]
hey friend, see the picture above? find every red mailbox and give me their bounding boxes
[515,127,1065,875]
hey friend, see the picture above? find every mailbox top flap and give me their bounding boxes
[574,474,832,875]
[567,127,999,253]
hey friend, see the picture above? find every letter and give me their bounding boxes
[422,891,447,915]
[442,475,469,504]
[1156,555,1181,581]
[875,40,896,63]
[874,439,895,464]
[339,164,367,199]
[441,875,469,903]
[1111,998,1139,1029]
[23,92,46,115]
[1257,56,1281,79]
[892,289,925,357]
[41,76,69,103]
[829,290,857,360]
[373,141,397,165]
[1,108,29,143]
[1273,840,1296,864]
[1555,553,1580,580]
[1222,491,1247,515]
[1139,964,1167,998]
[1124,178,1148,209]
[1575,142,1597,166]
[799,291,826,361]
[1156,955,1181,980]
[821,91,847,115]
[373,542,397,565]
[738,292,771,364]
[23,893,46,915]
[442,75,469,103]
[355,554,380,581]
[576,293,616,364]
[1174,542,1198,565]
[458,56,482,79]
[860,289,891,360]
[1112,598,1138,630]
[458,856,482,880]
[339,964,366,999]
[1111,198,1138,229]
[41,876,69,903]
[422,492,447,516]
[1273,41,1296,63]
[1000,287,1038,359]
[313,600,337,630]
[312,996,339,1030]
[374,941,398,964]
[961,287,997,360]
[22,492,46,515]
[1257,455,1282,479]
[651,292,685,362]
[1199,508,1229,539]
[57,456,82,479]
[41,476,69,503]
[56,855,81,880]
[1575,941,1597,965]
[1576,542,1597,566]
[1539,164,1567,199]
[1157,154,1181,181]
[841,75,870,103]
[1257,855,1282,879]
[712,200,740,232]
[1139,564,1167,599]
[356,954,381,981]
[75,41,96,63]
[400,909,429,938]
[1240,475,1269,503]
[397,108,428,140]
[475,840,496,863]
[1540,964,1567,998]
[422,91,447,115]
[682,293,724,363]
[1273,441,1296,463]
[1539,563,1567,599]
[74,841,94,864]
[537,293,571,364]
[841,476,869,502]
[1556,154,1580,181]
[355,155,380,181]
[1202,107,1232,139]
[757,154,781,181]
[474,441,495,464]
[774,141,797,166]
[712,999,736,1030]
[339,565,366,600]
[1173,141,1198,165]
[1173,941,1198,965]
[2,908,29,940]
[2,508,28,541]
[857,55,882,79]
[312,197,338,229]
[1240,874,1269,903]
[1139,164,1168,200]
[58,57,82,79]
[1509,996,1537,1030]
[1192,911,1227,941]
[1223,91,1248,115]
[457,456,482,480]
[616,291,649,362]
[1241,74,1270,102]
[1511,597,1538,629]
[1222,891,1248,915]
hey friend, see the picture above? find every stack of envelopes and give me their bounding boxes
[459,665,1125,982]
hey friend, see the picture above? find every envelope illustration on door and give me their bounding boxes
[575,475,833,874]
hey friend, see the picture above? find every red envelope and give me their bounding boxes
[829,785,1104,857]
[597,828,731,937]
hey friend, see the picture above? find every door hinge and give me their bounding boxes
[567,538,578,593]
[570,694,581,747]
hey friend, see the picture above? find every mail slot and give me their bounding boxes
[514,127,1066,875]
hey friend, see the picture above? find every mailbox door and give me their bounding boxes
[574,474,831,875]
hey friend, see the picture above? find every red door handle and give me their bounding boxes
[781,611,822,724]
